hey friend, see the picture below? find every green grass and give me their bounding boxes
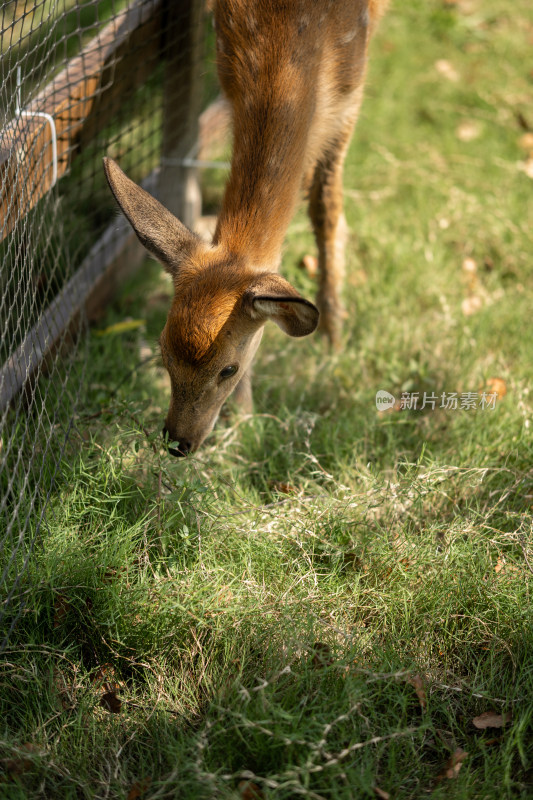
[2,0,533,797]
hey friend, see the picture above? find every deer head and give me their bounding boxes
[103,158,318,455]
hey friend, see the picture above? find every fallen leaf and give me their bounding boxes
[461,295,483,316]
[238,780,265,800]
[435,59,460,82]
[436,747,468,782]
[485,377,507,400]
[127,778,152,800]
[374,787,390,799]
[462,257,477,274]
[518,132,533,152]
[95,319,146,337]
[456,120,482,142]
[473,711,512,729]
[494,556,520,578]
[300,254,318,278]
[461,258,480,293]
[216,586,234,605]
[408,674,427,711]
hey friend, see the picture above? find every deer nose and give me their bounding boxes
[162,427,192,457]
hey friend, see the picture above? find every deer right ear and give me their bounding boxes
[246,273,319,337]
[103,158,199,274]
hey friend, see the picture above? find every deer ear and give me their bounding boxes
[103,157,198,273]
[246,273,319,337]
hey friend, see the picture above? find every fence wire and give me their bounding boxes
[0,0,206,652]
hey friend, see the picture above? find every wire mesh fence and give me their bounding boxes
[0,0,207,652]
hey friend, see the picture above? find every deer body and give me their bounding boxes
[104,0,387,455]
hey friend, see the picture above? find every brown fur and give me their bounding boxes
[165,258,255,365]
[213,0,383,267]
[104,0,388,454]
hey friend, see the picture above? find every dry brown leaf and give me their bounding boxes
[435,59,460,82]
[436,747,468,782]
[374,787,390,799]
[485,377,507,400]
[216,586,234,605]
[462,257,477,274]
[456,120,482,142]
[473,711,512,729]
[461,295,483,316]
[518,132,533,152]
[238,780,265,800]
[300,254,318,278]
[127,778,152,800]
[494,556,519,578]
[408,674,427,711]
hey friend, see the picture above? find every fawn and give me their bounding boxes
[104,0,388,455]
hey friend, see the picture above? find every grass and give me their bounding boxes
[2,0,533,797]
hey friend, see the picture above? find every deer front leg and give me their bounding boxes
[308,135,352,351]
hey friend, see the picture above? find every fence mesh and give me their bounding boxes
[0,0,207,651]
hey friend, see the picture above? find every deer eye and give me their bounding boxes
[219,365,238,380]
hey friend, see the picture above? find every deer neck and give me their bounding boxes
[214,74,315,270]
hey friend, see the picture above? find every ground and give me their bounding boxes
[1,1,533,797]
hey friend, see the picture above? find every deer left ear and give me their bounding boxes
[246,273,319,337]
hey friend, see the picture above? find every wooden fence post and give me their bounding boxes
[159,0,204,230]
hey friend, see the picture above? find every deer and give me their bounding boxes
[103,0,388,456]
